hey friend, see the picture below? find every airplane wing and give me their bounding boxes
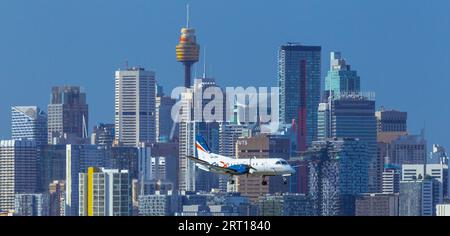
[187,156,246,175]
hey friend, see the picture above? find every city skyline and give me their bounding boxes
[0,1,449,149]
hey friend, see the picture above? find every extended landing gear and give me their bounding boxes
[261,176,268,186]
[282,176,288,185]
[228,176,235,185]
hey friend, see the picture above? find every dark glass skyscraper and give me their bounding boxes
[278,43,321,152]
[47,86,89,144]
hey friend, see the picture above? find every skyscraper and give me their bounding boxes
[178,78,220,192]
[324,52,360,96]
[11,106,47,146]
[278,43,321,152]
[47,86,89,144]
[317,95,378,192]
[65,144,104,216]
[79,167,132,216]
[0,139,38,212]
[306,138,369,216]
[114,67,156,147]
[176,5,200,88]
[375,108,407,133]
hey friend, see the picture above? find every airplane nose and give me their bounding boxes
[289,166,295,174]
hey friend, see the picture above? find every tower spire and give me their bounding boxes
[203,46,207,78]
[186,4,190,28]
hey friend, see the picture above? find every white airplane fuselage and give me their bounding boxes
[196,153,295,177]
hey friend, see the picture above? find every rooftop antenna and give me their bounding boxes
[125,60,129,70]
[203,46,207,78]
[186,4,190,28]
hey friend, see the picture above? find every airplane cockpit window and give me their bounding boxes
[275,161,282,165]
[280,160,288,165]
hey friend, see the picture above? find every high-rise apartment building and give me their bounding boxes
[278,43,321,152]
[79,167,132,216]
[11,106,47,146]
[0,139,38,212]
[306,138,369,216]
[178,78,220,192]
[65,144,104,216]
[47,86,88,144]
[114,67,156,147]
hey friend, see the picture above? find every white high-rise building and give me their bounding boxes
[115,67,156,147]
[0,139,38,212]
[177,78,221,192]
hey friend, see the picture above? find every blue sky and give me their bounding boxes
[0,0,449,149]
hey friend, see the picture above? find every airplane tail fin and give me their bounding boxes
[195,134,211,160]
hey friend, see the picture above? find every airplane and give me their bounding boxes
[188,134,296,185]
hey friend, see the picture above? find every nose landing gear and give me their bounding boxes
[261,176,267,185]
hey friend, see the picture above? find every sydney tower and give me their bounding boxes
[176,5,200,88]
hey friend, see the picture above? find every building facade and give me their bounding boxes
[0,139,38,212]
[278,43,321,152]
[306,138,369,216]
[114,67,156,147]
[79,167,132,216]
[47,86,88,144]
[11,106,47,146]
[317,95,378,192]
[14,193,49,216]
[355,193,399,216]
[65,144,104,216]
